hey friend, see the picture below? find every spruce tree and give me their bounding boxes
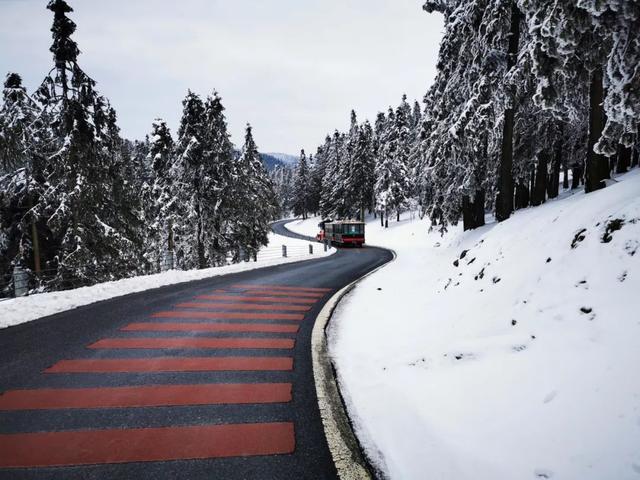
[293,150,310,219]
[0,73,45,282]
[147,119,175,269]
[172,90,207,269]
[233,124,277,260]
[32,0,145,288]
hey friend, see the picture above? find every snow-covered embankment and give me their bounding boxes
[0,230,333,329]
[294,171,640,479]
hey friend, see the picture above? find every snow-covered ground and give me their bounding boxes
[293,172,640,479]
[0,230,333,329]
[285,217,323,238]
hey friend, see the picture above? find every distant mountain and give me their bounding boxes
[266,153,298,165]
[260,153,297,172]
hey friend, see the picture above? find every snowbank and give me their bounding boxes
[285,216,324,238]
[0,230,333,329]
[326,171,640,479]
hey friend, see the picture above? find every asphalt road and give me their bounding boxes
[0,220,392,480]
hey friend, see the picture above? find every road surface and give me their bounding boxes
[0,220,392,479]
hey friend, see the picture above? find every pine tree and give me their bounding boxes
[147,119,174,269]
[0,73,45,282]
[319,134,338,218]
[494,1,522,222]
[232,124,277,260]
[375,107,410,227]
[31,0,146,288]
[519,0,640,192]
[350,121,375,221]
[293,150,310,219]
[172,90,208,269]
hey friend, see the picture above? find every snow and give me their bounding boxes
[299,172,640,479]
[0,230,334,330]
[285,217,324,238]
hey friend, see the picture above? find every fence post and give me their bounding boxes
[13,266,28,297]
[309,244,313,255]
[282,245,287,258]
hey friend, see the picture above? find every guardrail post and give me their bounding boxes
[13,266,28,297]
[163,250,175,271]
[309,244,313,255]
[282,245,287,258]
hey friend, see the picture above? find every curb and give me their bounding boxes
[311,247,397,479]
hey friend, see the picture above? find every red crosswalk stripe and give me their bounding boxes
[175,302,311,312]
[0,383,292,410]
[44,357,293,373]
[227,290,323,298]
[121,322,299,333]
[197,294,317,305]
[152,311,304,321]
[0,422,295,467]
[234,284,331,293]
[88,337,294,350]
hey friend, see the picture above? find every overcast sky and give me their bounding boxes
[0,0,443,154]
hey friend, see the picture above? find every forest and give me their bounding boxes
[0,0,278,295]
[2,0,638,296]
[287,0,639,232]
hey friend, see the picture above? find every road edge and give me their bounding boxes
[311,248,397,479]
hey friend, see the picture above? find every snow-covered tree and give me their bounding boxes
[231,124,277,260]
[375,106,410,227]
[0,73,45,282]
[30,0,146,288]
[292,149,310,219]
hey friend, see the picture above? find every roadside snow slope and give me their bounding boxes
[286,217,323,238]
[326,171,640,479]
[1,230,333,329]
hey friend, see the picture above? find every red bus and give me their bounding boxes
[318,221,365,247]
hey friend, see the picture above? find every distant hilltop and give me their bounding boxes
[261,152,297,171]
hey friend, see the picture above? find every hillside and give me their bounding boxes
[288,171,640,479]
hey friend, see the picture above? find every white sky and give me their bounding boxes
[0,0,443,154]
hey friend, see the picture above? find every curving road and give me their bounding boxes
[0,219,392,480]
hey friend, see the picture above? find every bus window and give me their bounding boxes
[345,224,364,234]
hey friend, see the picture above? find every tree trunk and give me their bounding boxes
[632,146,639,168]
[563,162,569,190]
[585,66,608,193]
[515,180,529,210]
[397,212,400,222]
[531,152,548,206]
[530,165,536,196]
[548,139,562,199]
[616,145,631,174]
[495,1,521,222]
[26,176,41,276]
[380,211,384,227]
[360,206,365,222]
[31,217,41,276]
[571,163,582,189]
[609,154,617,174]
[462,190,486,231]
[197,218,206,269]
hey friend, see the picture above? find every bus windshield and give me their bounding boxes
[344,224,364,234]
